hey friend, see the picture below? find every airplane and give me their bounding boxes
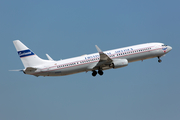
[12,40,172,77]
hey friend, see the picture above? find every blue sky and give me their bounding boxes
[0,0,180,120]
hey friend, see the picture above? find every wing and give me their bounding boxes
[95,45,112,62]
[87,45,113,70]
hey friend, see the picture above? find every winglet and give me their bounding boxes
[95,45,103,53]
[46,54,54,61]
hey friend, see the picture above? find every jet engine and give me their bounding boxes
[110,59,128,69]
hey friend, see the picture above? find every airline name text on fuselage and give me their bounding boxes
[115,48,133,53]
[85,48,133,60]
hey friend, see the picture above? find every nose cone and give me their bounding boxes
[167,46,172,52]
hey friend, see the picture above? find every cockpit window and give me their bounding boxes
[162,45,167,46]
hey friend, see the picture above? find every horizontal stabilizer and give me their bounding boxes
[9,69,24,72]
[24,67,37,72]
[10,67,38,75]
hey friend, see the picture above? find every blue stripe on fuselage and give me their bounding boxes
[18,49,35,58]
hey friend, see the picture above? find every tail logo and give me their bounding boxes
[18,49,35,58]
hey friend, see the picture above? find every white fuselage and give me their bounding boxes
[28,42,172,77]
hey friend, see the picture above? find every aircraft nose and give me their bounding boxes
[167,46,172,52]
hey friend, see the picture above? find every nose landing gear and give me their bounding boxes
[158,57,162,63]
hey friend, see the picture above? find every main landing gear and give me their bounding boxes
[92,70,97,76]
[92,70,104,77]
[158,57,162,63]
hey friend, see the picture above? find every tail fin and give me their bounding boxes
[13,40,47,68]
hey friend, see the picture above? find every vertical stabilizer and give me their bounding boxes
[13,40,47,68]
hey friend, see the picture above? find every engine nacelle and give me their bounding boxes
[110,59,128,69]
